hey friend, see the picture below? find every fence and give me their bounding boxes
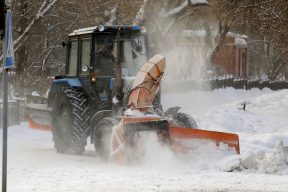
[0,99,26,129]
[210,76,288,91]
[0,95,50,128]
[163,75,288,93]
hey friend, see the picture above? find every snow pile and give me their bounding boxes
[218,155,241,172]
[162,89,288,176]
[31,91,40,96]
[219,140,288,175]
[241,150,257,169]
[235,37,248,48]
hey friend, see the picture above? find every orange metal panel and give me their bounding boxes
[129,55,165,109]
[28,116,52,131]
[170,127,240,154]
[147,54,166,72]
[132,71,154,89]
[111,120,126,164]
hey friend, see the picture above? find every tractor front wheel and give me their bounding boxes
[51,87,90,155]
[93,117,119,161]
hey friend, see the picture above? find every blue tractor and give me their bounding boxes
[27,25,198,160]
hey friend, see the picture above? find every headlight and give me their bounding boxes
[82,65,89,72]
[141,26,146,33]
[98,25,105,32]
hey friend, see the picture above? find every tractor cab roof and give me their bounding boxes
[68,25,143,37]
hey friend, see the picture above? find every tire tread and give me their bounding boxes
[51,87,90,155]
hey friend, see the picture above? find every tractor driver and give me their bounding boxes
[94,40,116,101]
[94,42,116,76]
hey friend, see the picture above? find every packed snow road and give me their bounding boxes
[1,88,288,191]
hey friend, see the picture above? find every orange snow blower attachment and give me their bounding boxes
[110,55,240,165]
[128,54,165,111]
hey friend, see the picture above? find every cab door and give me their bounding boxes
[93,35,116,110]
[79,35,91,76]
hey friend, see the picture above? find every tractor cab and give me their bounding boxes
[66,25,148,78]
[51,25,149,110]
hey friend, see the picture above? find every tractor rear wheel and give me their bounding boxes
[93,117,119,161]
[51,87,90,155]
[171,112,198,129]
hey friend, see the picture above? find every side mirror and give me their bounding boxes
[62,41,66,48]
[134,39,142,52]
[104,38,114,52]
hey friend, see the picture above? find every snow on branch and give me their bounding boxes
[272,59,288,79]
[0,0,59,63]
[14,0,59,47]
[164,0,209,19]
[164,1,188,18]
[191,0,209,7]
[36,0,48,19]
[133,0,148,26]
[26,45,61,72]
[104,7,117,26]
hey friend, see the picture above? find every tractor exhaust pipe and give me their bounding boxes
[115,27,124,100]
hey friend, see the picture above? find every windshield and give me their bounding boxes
[94,34,148,77]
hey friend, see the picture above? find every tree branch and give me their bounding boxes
[133,0,148,26]
[164,0,209,19]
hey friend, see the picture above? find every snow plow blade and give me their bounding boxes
[28,116,52,131]
[26,103,52,131]
[110,116,240,165]
[170,127,240,154]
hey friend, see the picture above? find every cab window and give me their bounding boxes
[94,36,116,76]
[67,38,78,76]
[80,36,91,75]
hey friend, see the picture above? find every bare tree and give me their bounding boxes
[219,0,288,80]
[248,33,288,80]
[80,0,143,25]
[0,0,90,97]
[141,0,209,53]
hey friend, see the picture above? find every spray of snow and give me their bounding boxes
[161,38,207,94]
[133,132,237,173]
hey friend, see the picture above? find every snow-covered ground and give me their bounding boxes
[1,88,288,191]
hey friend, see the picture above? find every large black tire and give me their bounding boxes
[51,87,90,155]
[171,112,198,129]
[93,117,119,161]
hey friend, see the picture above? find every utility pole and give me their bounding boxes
[2,0,14,192]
